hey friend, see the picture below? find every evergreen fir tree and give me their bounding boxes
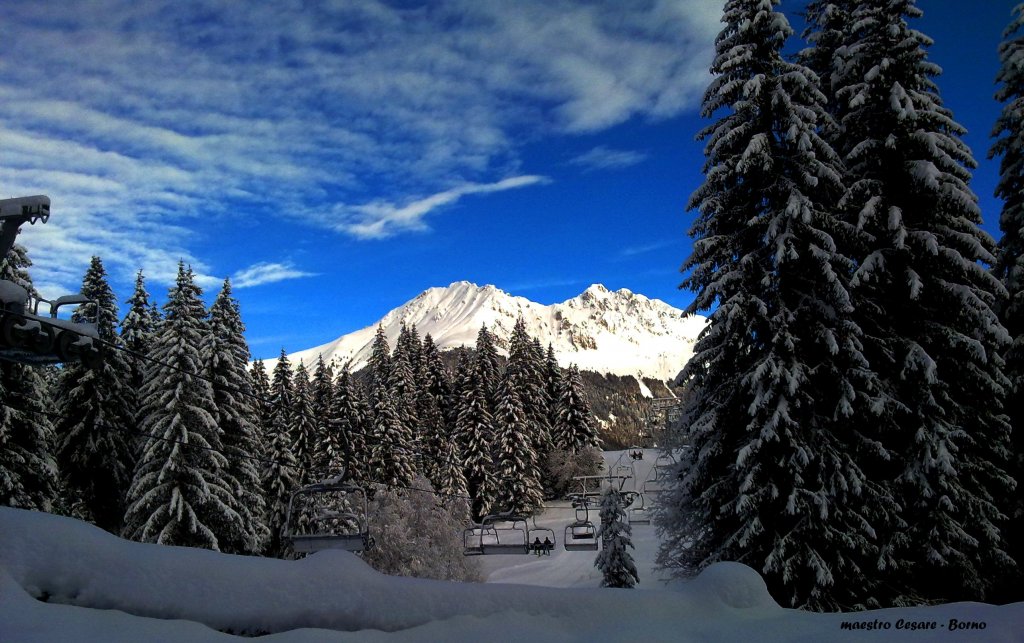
[369,386,416,488]
[829,0,1014,604]
[396,322,424,383]
[120,269,160,412]
[123,263,239,550]
[553,366,599,454]
[456,368,497,520]
[262,349,300,557]
[416,384,447,486]
[387,335,421,465]
[474,324,501,410]
[310,356,337,475]
[249,359,273,438]
[0,244,59,512]
[55,256,135,533]
[543,344,563,430]
[203,278,268,555]
[367,325,392,391]
[328,366,369,481]
[492,369,544,515]
[435,439,470,520]
[290,361,318,483]
[506,319,553,465]
[420,333,453,480]
[659,0,905,610]
[596,486,639,589]
[990,2,1024,603]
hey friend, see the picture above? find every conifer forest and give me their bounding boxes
[3,0,1024,614]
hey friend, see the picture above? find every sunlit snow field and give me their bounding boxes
[1,451,1022,642]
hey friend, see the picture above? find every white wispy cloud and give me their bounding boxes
[505,276,586,292]
[570,146,649,172]
[328,176,549,240]
[619,240,678,258]
[232,262,319,289]
[2,0,719,292]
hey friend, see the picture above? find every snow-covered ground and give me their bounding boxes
[2,451,1022,642]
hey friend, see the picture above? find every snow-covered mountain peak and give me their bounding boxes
[273,282,707,383]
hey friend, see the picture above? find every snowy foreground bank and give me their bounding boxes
[1,508,1022,642]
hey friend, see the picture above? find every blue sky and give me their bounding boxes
[2,0,1017,360]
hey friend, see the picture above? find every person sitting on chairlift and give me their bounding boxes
[533,536,543,556]
[543,536,553,556]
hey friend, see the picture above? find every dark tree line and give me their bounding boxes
[659,0,1024,611]
[1,252,601,558]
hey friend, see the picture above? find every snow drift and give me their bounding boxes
[2,507,1022,641]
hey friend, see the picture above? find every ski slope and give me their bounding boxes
[1,451,1022,641]
[480,449,671,589]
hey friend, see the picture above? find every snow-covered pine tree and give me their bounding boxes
[0,362,59,513]
[368,385,416,488]
[0,244,60,513]
[367,325,392,391]
[990,2,1024,604]
[419,334,453,482]
[310,356,338,475]
[328,366,369,481]
[55,256,135,533]
[262,349,300,557]
[829,0,1014,605]
[659,0,905,610]
[249,359,273,438]
[474,324,500,411]
[799,1,854,124]
[416,384,447,487]
[387,334,421,466]
[553,365,599,454]
[120,269,160,414]
[456,367,497,520]
[122,263,239,550]
[202,278,268,555]
[435,439,470,520]
[396,322,424,384]
[290,362,319,483]
[506,319,553,476]
[595,486,639,589]
[492,368,544,515]
[543,344,562,430]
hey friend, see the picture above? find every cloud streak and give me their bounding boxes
[232,262,319,289]
[570,146,649,172]
[2,0,719,293]
[328,176,549,240]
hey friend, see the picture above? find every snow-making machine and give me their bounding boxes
[0,196,102,368]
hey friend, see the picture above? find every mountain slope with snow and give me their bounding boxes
[275,281,706,383]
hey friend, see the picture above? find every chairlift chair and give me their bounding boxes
[527,516,556,556]
[463,513,531,555]
[563,503,599,552]
[283,475,373,554]
[628,493,651,525]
